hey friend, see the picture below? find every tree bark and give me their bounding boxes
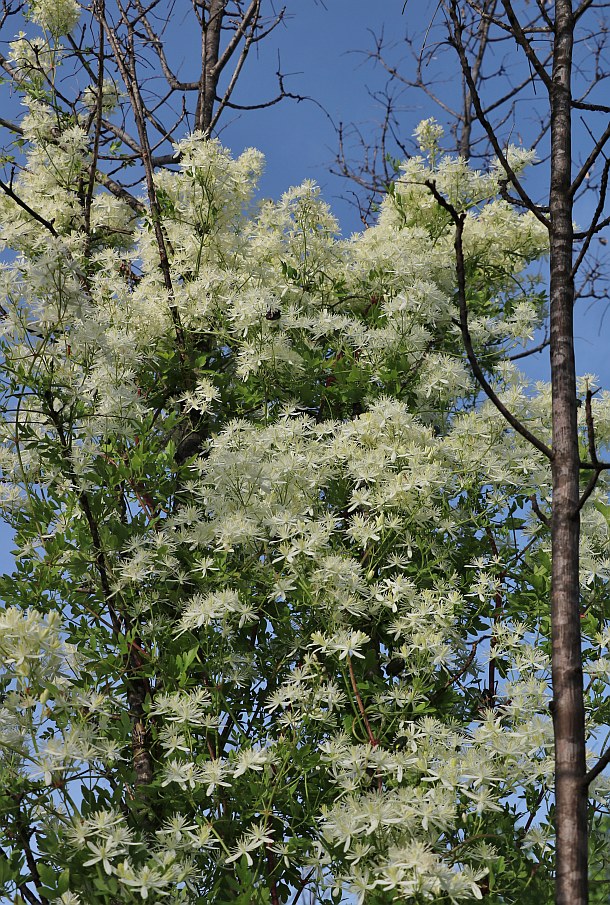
[196,0,227,132]
[549,2,588,903]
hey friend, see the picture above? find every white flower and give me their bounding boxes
[310,629,370,660]
[199,758,232,796]
[180,377,220,414]
[225,822,274,866]
[161,759,203,790]
[158,727,190,755]
[232,746,276,777]
[116,861,171,900]
[83,838,124,875]
[31,0,80,36]
[149,688,211,726]
[177,589,242,632]
[414,118,445,157]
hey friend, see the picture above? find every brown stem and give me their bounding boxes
[289,869,316,905]
[499,0,553,90]
[79,488,155,787]
[523,789,547,835]
[15,814,48,905]
[584,746,610,786]
[347,655,377,747]
[430,638,483,704]
[508,335,550,361]
[530,494,551,528]
[82,0,105,241]
[485,526,506,706]
[48,407,156,790]
[585,386,600,466]
[446,3,549,228]
[549,3,588,902]
[266,846,280,905]
[424,179,553,460]
[100,13,186,352]
[195,0,225,132]
[0,178,58,236]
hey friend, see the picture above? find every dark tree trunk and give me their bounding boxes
[196,0,227,132]
[549,2,588,903]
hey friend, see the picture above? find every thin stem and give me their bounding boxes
[347,655,377,747]
[424,179,553,459]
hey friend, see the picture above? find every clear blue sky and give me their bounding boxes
[211,1,430,232]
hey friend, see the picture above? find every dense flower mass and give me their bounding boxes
[1,59,610,904]
[30,0,80,35]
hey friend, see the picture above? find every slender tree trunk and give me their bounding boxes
[196,0,227,132]
[549,2,588,902]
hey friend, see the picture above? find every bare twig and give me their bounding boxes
[425,178,553,459]
[0,178,58,236]
[446,4,550,228]
[508,335,550,361]
[531,494,551,527]
[347,655,378,747]
[584,746,610,787]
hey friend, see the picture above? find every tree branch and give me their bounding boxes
[572,157,610,277]
[584,746,610,786]
[508,335,550,360]
[446,4,550,228]
[570,120,610,198]
[0,178,58,237]
[531,494,551,527]
[425,178,553,459]
[499,0,553,91]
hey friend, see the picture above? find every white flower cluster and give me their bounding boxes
[81,79,120,113]
[2,117,610,903]
[67,809,203,900]
[30,0,80,36]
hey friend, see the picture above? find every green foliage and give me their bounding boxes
[0,33,610,905]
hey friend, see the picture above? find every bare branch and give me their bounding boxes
[0,115,23,135]
[584,747,610,786]
[0,177,58,236]
[572,157,610,276]
[425,178,553,460]
[195,0,225,132]
[445,4,550,227]
[100,6,185,349]
[530,494,551,527]
[206,10,258,133]
[572,98,610,114]
[499,0,553,91]
[571,120,610,198]
[577,386,610,509]
[508,335,550,360]
[83,0,106,240]
[574,0,597,21]
[214,0,260,76]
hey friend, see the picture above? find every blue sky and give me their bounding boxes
[210,1,429,231]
